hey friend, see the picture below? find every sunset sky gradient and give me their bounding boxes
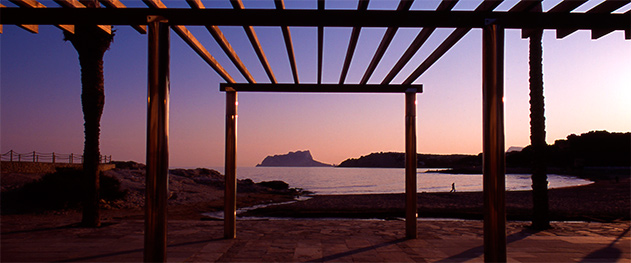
[1,0,630,167]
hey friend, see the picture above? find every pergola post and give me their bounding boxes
[405,90,418,239]
[224,91,238,239]
[144,16,170,263]
[482,21,507,262]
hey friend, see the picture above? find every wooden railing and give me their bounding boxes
[0,150,111,164]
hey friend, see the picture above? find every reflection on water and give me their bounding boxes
[210,167,592,195]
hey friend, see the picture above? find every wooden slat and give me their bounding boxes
[10,0,73,33]
[317,0,324,84]
[402,0,502,85]
[143,0,235,83]
[230,0,277,84]
[99,0,146,34]
[0,3,3,33]
[53,0,110,34]
[220,83,423,93]
[275,0,299,84]
[339,0,370,85]
[187,0,255,83]
[381,0,458,85]
[359,0,413,85]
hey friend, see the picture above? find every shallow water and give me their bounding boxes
[210,167,592,195]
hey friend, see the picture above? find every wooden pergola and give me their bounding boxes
[2,0,629,262]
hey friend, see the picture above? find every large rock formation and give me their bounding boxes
[257,150,332,167]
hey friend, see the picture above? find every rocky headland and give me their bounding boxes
[257,150,333,167]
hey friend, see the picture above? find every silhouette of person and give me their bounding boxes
[450,183,456,192]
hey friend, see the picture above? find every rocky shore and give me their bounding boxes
[1,163,629,223]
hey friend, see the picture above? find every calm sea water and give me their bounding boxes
[209,167,592,195]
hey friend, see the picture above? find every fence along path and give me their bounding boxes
[1,150,111,164]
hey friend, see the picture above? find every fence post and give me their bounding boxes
[33,151,36,162]
[10,150,13,162]
[70,153,73,164]
[52,152,56,164]
[18,154,21,162]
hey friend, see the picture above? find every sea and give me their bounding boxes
[209,167,592,195]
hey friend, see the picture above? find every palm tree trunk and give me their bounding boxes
[529,28,550,230]
[64,12,113,227]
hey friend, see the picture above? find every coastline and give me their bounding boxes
[241,178,630,222]
[1,167,628,224]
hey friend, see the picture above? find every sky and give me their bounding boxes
[1,0,630,168]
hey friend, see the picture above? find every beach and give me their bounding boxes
[1,167,629,223]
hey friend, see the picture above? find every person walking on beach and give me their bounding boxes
[450,183,456,193]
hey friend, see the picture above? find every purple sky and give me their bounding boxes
[1,0,630,167]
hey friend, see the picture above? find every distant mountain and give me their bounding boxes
[257,150,333,167]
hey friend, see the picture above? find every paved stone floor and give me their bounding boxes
[1,217,629,262]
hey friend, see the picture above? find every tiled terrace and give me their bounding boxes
[2,216,629,262]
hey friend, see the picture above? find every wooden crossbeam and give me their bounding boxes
[339,0,370,85]
[9,0,73,33]
[359,0,413,85]
[588,0,630,39]
[555,0,628,39]
[53,0,111,34]
[2,8,628,31]
[99,0,146,34]
[275,0,299,84]
[381,0,458,85]
[402,0,502,85]
[187,0,255,83]
[220,83,422,93]
[230,0,277,84]
[508,0,542,39]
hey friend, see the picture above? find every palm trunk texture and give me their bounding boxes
[64,13,113,227]
[529,28,550,230]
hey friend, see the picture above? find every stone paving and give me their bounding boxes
[1,216,629,262]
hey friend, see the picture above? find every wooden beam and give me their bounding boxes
[359,0,413,85]
[275,0,300,84]
[143,0,235,83]
[53,0,111,34]
[224,91,238,239]
[9,0,73,33]
[99,0,147,34]
[402,0,503,85]
[510,0,542,39]
[144,15,170,262]
[230,0,277,84]
[482,21,506,262]
[381,0,459,85]
[339,0,370,84]
[220,83,422,93]
[1,8,629,31]
[588,0,630,39]
[187,0,256,83]
[405,90,417,239]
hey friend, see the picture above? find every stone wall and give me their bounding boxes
[1,161,115,174]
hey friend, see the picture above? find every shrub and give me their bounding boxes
[1,168,127,213]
